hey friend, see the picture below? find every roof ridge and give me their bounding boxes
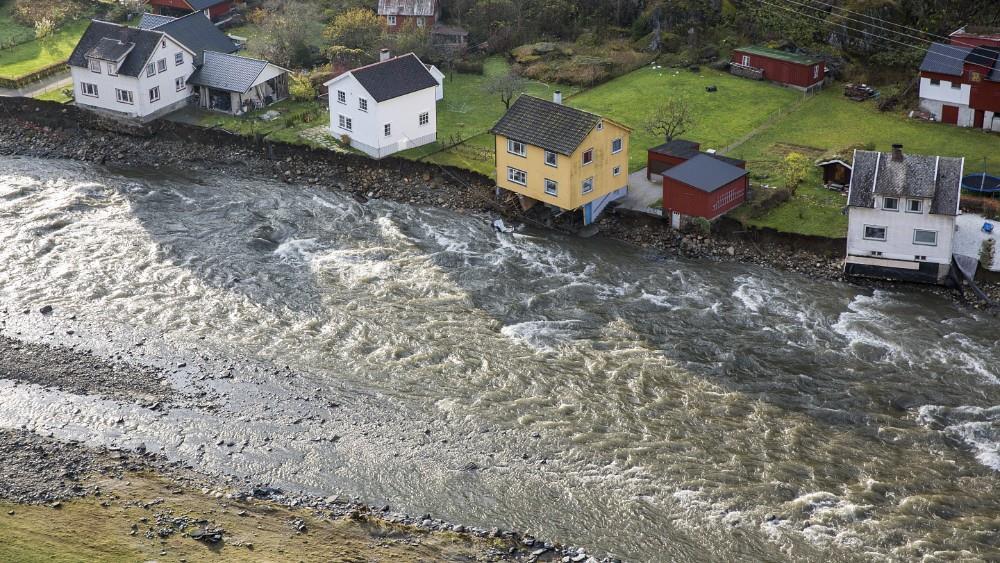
[351,52,423,74]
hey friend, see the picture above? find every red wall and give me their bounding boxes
[384,15,436,32]
[150,0,232,19]
[663,175,748,220]
[950,34,1000,48]
[731,50,824,88]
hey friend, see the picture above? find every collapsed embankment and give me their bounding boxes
[0,97,994,307]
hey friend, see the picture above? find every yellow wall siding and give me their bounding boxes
[494,120,629,213]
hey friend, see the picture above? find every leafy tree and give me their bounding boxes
[288,72,317,101]
[483,71,527,109]
[780,152,813,191]
[644,98,694,142]
[255,1,327,68]
[325,8,383,64]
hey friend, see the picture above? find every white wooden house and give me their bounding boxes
[325,51,441,159]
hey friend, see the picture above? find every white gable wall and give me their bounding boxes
[847,199,956,266]
[919,76,971,106]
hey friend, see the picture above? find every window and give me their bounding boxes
[915,255,927,261]
[107,62,117,76]
[596,121,603,131]
[416,17,424,27]
[951,82,962,90]
[80,82,98,97]
[337,90,346,104]
[864,225,887,241]
[581,177,594,194]
[882,197,899,211]
[741,55,750,66]
[157,58,167,73]
[613,165,621,176]
[712,185,744,210]
[582,148,593,165]
[149,86,160,103]
[930,78,941,86]
[387,15,396,25]
[507,139,526,157]
[913,229,938,246]
[89,59,101,73]
[907,199,923,213]
[174,52,183,66]
[147,63,156,77]
[338,114,352,131]
[544,179,558,196]
[359,98,368,112]
[813,65,819,79]
[507,167,526,185]
[384,123,391,137]
[544,150,558,167]
[115,88,134,105]
[611,138,623,154]
[175,77,186,92]
[419,111,429,126]
[161,39,166,48]
[870,251,883,257]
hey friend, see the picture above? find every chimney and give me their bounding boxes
[891,144,904,162]
[553,90,562,104]
[380,49,391,62]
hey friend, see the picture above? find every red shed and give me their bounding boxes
[662,154,749,221]
[149,0,233,21]
[731,46,825,91]
[647,139,746,181]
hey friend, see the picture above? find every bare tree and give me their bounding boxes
[483,71,527,109]
[644,99,694,142]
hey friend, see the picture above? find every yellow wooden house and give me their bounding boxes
[490,93,630,225]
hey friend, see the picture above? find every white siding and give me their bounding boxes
[847,198,956,266]
[919,76,971,106]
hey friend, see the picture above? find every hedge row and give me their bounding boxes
[0,60,69,90]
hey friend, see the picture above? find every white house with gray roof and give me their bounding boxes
[845,145,964,284]
[325,51,440,159]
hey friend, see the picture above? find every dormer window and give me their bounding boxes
[906,199,923,213]
[89,59,101,73]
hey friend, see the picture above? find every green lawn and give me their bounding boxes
[34,87,72,103]
[196,99,336,148]
[0,2,37,47]
[0,17,91,79]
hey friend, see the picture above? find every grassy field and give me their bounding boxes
[196,99,333,147]
[34,87,72,103]
[0,2,36,47]
[0,17,90,79]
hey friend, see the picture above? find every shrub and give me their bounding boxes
[981,239,996,269]
[748,187,792,218]
[780,152,812,192]
[288,73,317,101]
[691,217,712,235]
[14,0,83,27]
[34,18,55,39]
[452,59,485,74]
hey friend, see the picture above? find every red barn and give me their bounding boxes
[730,46,825,91]
[378,0,439,32]
[662,154,749,222]
[647,139,745,181]
[148,0,233,21]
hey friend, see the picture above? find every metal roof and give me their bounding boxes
[491,95,602,156]
[85,37,134,61]
[188,51,275,93]
[137,13,176,30]
[847,149,963,215]
[377,0,437,16]
[69,21,162,77]
[347,53,438,103]
[185,0,229,10]
[920,42,974,76]
[648,139,700,159]
[662,153,748,192]
[152,11,238,63]
[733,46,821,66]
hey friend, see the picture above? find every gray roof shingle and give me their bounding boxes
[349,53,438,102]
[662,153,748,192]
[69,20,161,77]
[85,37,134,61]
[848,149,964,215]
[149,11,238,63]
[187,51,274,93]
[377,0,437,16]
[186,0,230,10]
[137,13,176,30]
[920,42,973,76]
[490,95,602,156]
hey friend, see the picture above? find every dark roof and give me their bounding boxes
[733,45,821,66]
[86,37,134,61]
[848,149,964,215]
[185,0,229,10]
[649,139,700,159]
[348,53,438,102]
[137,13,176,30]
[993,56,1000,82]
[69,20,161,77]
[378,0,437,16]
[491,95,602,156]
[152,11,237,63]
[920,42,974,75]
[188,51,277,93]
[663,153,748,192]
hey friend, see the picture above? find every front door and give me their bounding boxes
[974,109,985,129]
[941,105,959,124]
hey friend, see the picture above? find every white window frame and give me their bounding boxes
[863,225,887,241]
[870,250,883,257]
[742,55,750,66]
[613,165,621,176]
[507,167,526,186]
[89,59,101,73]
[337,90,346,104]
[149,86,160,103]
[387,15,396,25]
[582,148,594,165]
[813,65,819,79]
[507,139,526,157]
[107,62,117,76]
[359,98,368,112]
[913,229,938,246]
[384,123,391,137]
[115,88,134,105]
[174,52,183,66]
[416,17,424,27]
[881,197,899,211]
[915,255,927,261]
[419,111,429,126]
[543,150,557,167]
[157,58,167,73]
[611,137,622,154]
[175,77,186,92]
[146,63,156,77]
[338,114,352,131]
[80,82,98,97]
[596,120,603,131]
[544,178,558,196]
[582,177,594,194]
[906,199,923,213]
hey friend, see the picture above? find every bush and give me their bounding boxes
[748,187,793,218]
[981,239,996,269]
[13,0,84,27]
[961,195,1000,221]
[288,73,316,101]
[452,59,484,74]
[691,217,712,235]
[34,18,55,39]
[780,152,812,192]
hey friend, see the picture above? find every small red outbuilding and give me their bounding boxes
[149,0,234,21]
[731,46,825,91]
[662,154,749,221]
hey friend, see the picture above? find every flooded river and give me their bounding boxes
[1,157,998,561]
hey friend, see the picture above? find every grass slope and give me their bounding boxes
[0,17,91,79]
[0,2,36,46]
[196,100,331,147]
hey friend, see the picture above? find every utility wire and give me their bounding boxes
[797,0,966,46]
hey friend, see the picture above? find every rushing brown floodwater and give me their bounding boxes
[0,157,998,561]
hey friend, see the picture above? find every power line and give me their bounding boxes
[797,0,960,45]
[755,0,998,74]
